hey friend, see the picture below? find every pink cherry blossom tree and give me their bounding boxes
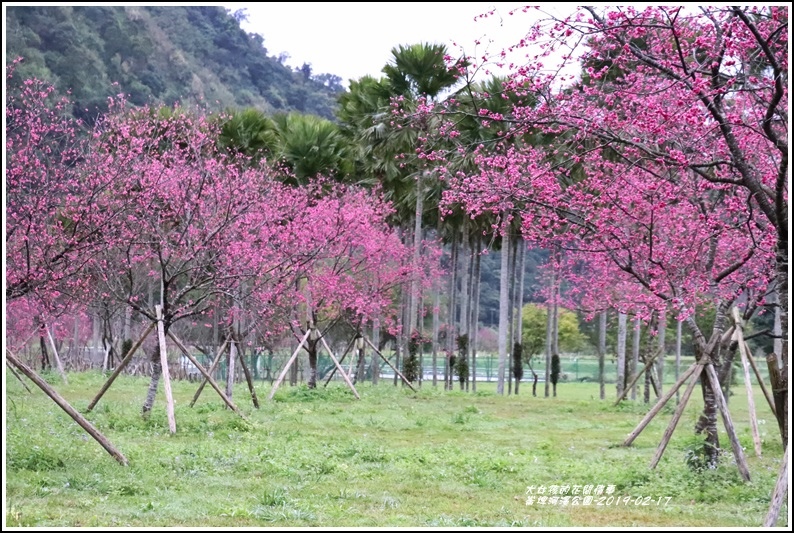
[414,5,784,468]
[266,180,439,388]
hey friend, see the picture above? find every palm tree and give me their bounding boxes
[337,43,467,381]
[217,108,354,185]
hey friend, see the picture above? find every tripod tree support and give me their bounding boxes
[268,329,312,400]
[323,337,355,387]
[614,347,661,406]
[87,322,155,412]
[167,332,246,418]
[318,334,360,400]
[364,336,417,392]
[622,359,751,482]
[189,338,230,407]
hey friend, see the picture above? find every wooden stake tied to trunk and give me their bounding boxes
[731,308,762,458]
[155,305,176,435]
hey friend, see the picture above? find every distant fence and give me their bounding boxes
[11,340,773,388]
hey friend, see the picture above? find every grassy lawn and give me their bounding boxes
[4,370,787,527]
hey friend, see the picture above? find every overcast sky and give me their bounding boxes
[221,2,573,87]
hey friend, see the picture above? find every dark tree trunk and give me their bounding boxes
[306,336,318,389]
[39,319,50,371]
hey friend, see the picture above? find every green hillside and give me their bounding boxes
[5,5,344,123]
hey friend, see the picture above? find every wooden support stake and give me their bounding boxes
[190,338,229,407]
[614,347,661,406]
[323,337,355,387]
[364,336,417,392]
[235,344,260,408]
[6,359,32,393]
[44,325,67,384]
[6,349,128,466]
[704,363,751,482]
[649,364,704,469]
[741,343,777,416]
[733,327,762,457]
[167,332,246,418]
[88,323,155,411]
[319,334,360,400]
[763,443,789,527]
[623,362,698,446]
[766,352,787,447]
[155,305,176,435]
[268,329,311,400]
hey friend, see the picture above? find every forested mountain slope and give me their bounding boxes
[5,5,344,123]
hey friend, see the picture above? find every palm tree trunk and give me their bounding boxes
[675,319,682,404]
[598,311,607,400]
[657,310,666,400]
[507,235,516,395]
[513,239,525,395]
[544,270,554,398]
[496,233,510,395]
[371,317,380,385]
[446,234,459,390]
[616,312,627,400]
[631,317,641,400]
[432,281,440,387]
[471,239,482,392]
[459,230,471,391]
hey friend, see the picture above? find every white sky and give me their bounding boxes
[221,2,573,87]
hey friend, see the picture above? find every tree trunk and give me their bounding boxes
[507,234,515,395]
[306,335,319,389]
[226,338,237,399]
[699,362,721,468]
[38,318,50,371]
[460,233,472,392]
[395,288,407,387]
[496,232,510,395]
[598,311,607,400]
[657,310,666,400]
[458,229,470,363]
[371,317,380,385]
[775,235,788,447]
[445,233,458,390]
[675,320,682,405]
[142,344,161,418]
[514,237,525,394]
[616,312,627,400]
[409,176,423,337]
[643,313,658,404]
[289,346,299,386]
[631,316,641,400]
[686,306,728,469]
[432,282,440,387]
[544,270,553,398]
[470,242,482,392]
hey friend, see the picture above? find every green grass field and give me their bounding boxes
[4,370,787,527]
